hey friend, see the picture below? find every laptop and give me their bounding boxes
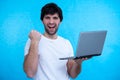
[59,30,107,60]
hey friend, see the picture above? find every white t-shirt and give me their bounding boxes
[24,35,74,80]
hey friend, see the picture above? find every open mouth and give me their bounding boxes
[48,26,55,29]
[46,25,57,34]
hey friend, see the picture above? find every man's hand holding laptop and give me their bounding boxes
[74,56,92,65]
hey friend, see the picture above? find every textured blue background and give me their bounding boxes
[0,0,120,80]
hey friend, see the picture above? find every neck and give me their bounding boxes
[43,33,57,39]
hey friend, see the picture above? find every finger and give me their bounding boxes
[31,30,34,33]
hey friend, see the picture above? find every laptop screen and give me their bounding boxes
[76,30,107,58]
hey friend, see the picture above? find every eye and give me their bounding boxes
[45,16,50,19]
[53,17,59,20]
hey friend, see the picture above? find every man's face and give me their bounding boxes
[42,13,61,35]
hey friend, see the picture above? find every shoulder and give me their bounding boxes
[58,36,71,45]
[58,36,69,42]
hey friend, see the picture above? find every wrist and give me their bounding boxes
[31,40,39,46]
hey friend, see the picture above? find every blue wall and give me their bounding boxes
[0,0,120,80]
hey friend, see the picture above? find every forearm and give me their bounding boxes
[24,41,39,77]
[70,62,81,78]
[67,60,82,78]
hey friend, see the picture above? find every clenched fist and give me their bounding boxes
[29,30,41,42]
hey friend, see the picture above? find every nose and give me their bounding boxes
[49,18,54,24]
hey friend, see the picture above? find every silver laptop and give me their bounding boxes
[59,30,107,60]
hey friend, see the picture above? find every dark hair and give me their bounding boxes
[40,3,63,22]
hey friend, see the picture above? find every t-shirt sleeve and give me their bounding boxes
[65,40,74,57]
[24,39,31,56]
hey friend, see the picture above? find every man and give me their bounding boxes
[23,3,87,80]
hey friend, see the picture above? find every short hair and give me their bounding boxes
[40,3,63,22]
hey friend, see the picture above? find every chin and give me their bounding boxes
[49,32,56,35]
